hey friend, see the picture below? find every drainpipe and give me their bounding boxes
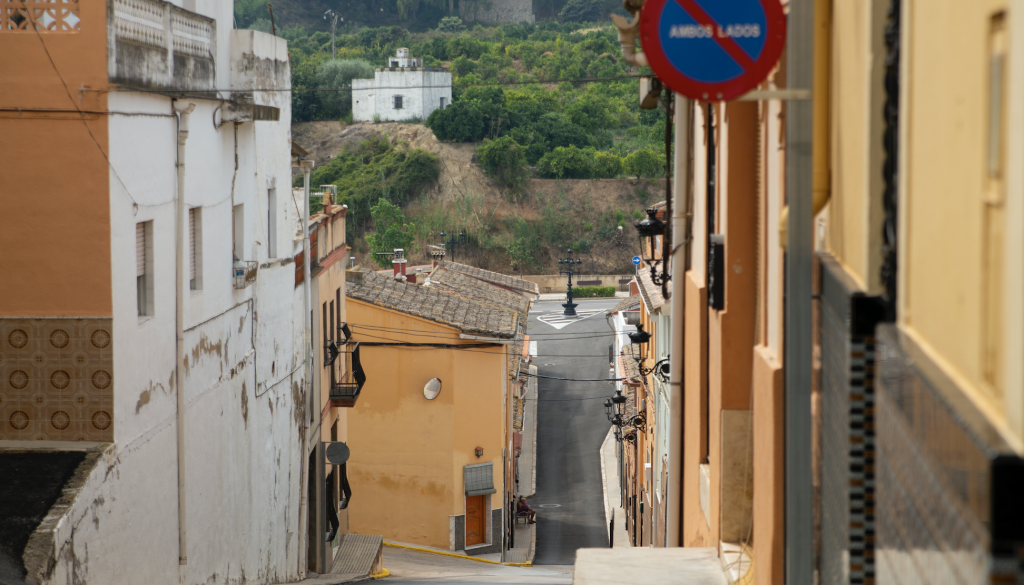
[173,99,195,567]
[299,160,314,573]
[611,12,649,67]
[667,95,691,547]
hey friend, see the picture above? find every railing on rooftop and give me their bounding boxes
[109,0,215,90]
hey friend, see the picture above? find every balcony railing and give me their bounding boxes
[234,261,258,290]
[109,0,215,90]
[325,327,365,407]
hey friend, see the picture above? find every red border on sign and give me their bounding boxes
[640,0,787,101]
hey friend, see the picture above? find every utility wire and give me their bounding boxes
[113,74,646,96]
[26,19,166,211]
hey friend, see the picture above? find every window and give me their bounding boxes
[390,60,399,67]
[267,188,278,259]
[394,95,403,110]
[189,207,203,290]
[233,204,245,261]
[440,97,447,109]
[322,303,328,370]
[136,221,154,317]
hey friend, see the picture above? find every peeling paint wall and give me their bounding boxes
[36,11,306,585]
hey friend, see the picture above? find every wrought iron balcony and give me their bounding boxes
[325,325,365,407]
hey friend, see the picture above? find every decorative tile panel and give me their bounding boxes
[1,0,81,31]
[0,318,113,441]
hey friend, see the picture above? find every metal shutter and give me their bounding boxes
[136,223,145,277]
[189,209,196,281]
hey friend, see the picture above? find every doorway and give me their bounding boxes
[307,450,317,571]
[465,495,486,546]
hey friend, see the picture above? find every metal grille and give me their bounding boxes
[464,462,495,496]
[136,222,146,277]
[189,208,196,281]
[820,292,852,585]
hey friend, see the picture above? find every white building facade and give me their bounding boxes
[1,1,313,583]
[352,49,452,122]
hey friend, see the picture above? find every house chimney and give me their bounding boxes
[392,249,407,279]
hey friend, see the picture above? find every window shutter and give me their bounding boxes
[189,209,196,281]
[136,223,145,277]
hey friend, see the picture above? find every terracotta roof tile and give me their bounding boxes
[346,270,519,338]
[439,261,540,296]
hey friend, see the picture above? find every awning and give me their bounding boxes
[464,462,496,496]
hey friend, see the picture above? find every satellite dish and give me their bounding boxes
[423,378,442,400]
[325,442,350,465]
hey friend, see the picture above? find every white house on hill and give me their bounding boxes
[352,49,452,122]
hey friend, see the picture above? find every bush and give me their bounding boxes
[426,100,486,142]
[366,198,417,269]
[316,59,375,119]
[536,146,595,179]
[592,151,624,178]
[572,286,616,298]
[477,136,528,191]
[623,148,664,180]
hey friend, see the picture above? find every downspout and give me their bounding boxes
[779,0,832,247]
[294,157,314,577]
[173,99,195,567]
[667,95,691,547]
[301,160,315,573]
[611,10,648,67]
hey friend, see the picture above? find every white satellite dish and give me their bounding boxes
[423,378,442,400]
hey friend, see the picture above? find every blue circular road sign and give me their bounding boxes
[640,0,786,101]
[632,256,642,266]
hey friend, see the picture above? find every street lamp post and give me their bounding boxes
[440,230,467,263]
[558,249,583,317]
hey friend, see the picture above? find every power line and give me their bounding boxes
[113,74,646,96]
[349,322,615,338]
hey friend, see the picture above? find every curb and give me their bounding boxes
[382,541,532,567]
[529,364,538,497]
[370,568,390,580]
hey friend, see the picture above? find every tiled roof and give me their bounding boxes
[636,266,667,311]
[427,265,531,320]
[607,294,642,316]
[346,269,519,338]
[620,344,642,385]
[439,261,540,296]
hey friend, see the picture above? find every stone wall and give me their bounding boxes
[459,0,534,24]
[523,274,634,294]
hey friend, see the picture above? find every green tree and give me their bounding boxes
[536,146,595,179]
[478,136,528,192]
[506,237,533,278]
[426,100,486,142]
[437,16,464,32]
[365,199,418,269]
[623,148,664,180]
[316,59,375,119]
[559,0,604,22]
[592,151,624,178]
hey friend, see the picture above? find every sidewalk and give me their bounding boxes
[599,428,630,548]
[503,364,538,563]
[537,291,631,301]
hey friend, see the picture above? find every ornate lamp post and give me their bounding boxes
[634,208,669,285]
[557,249,583,316]
[440,230,467,263]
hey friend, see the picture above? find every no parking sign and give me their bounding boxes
[640,0,786,101]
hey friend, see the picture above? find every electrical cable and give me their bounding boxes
[349,321,619,338]
[113,74,647,96]
[524,373,625,382]
[26,19,172,212]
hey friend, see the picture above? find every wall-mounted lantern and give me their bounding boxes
[475,446,484,458]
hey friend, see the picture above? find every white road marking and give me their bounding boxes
[535,310,602,330]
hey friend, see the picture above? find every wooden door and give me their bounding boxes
[465,496,485,546]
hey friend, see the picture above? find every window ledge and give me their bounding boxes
[138,316,154,326]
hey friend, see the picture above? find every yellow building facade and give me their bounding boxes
[342,263,531,554]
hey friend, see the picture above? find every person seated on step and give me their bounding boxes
[517,496,536,524]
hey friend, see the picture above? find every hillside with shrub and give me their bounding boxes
[277,8,667,275]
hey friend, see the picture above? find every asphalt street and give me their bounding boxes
[381,547,573,584]
[528,299,619,565]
